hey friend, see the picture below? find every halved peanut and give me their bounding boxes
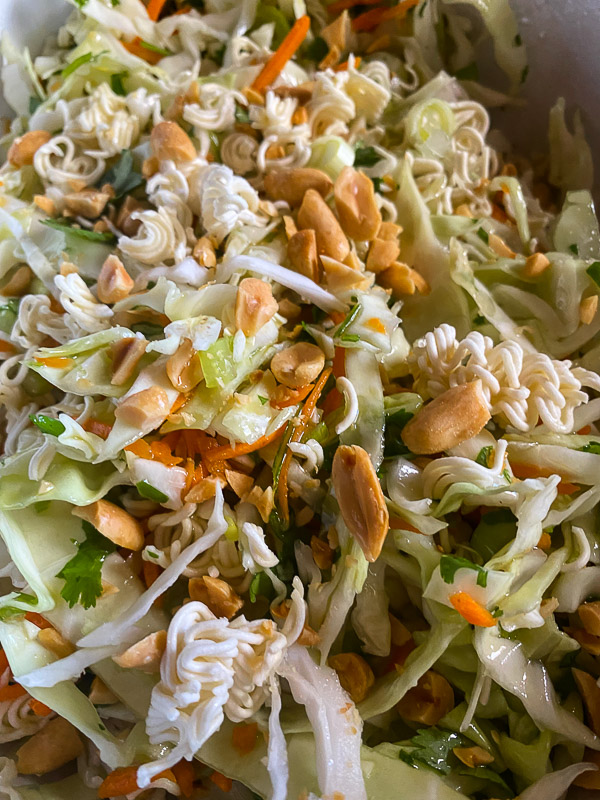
[389,614,412,647]
[579,601,600,636]
[332,445,389,562]
[272,600,320,646]
[113,630,167,673]
[193,236,217,267]
[33,194,56,216]
[151,121,196,162]
[110,337,147,386]
[225,469,254,498]
[0,265,32,297]
[264,168,333,208]
[401,381,491,455]
[73,500,145,551]
[265,144,285,160]
[63,189,110,219]
[523,252,550,277]
[322,9,351,52]
[334,166,382,242]
[453,746,494,768]
[185,475,226,504]
[488,233,516,259]
[573,668,600,735]
[366,237,399,273]
[188,576,243,619]
[244,485,275,523]
[288,229,319,282]
[397,670,454,725]
[278,297,302,320]
[114,386,170,431]
[378,262,415,295]
[142,155,159,179]
[89,676,118,705]
[329,652,374,703]
[274,82,315,104]
[37,627,75,659]
[283,215,298,239]
[569,627,600,656]
[321,255,373,293]
[311,535,334,570]
[167,338,203,392]
[17,717,83,775]
[580,295,598,325]
[7,130,51,168]
[378,221,403,241]
[97,255,134,304]
[454,203,474,218]
[116,196,146,236]
[235,277,278,336]
[271,342,325,388]
[298,189,349,261]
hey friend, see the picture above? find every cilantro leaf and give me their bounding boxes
[40,219,116,243]
[456,766,511,793]
[354,144,382,168]
[581,441,600,454]
[136,480,169,503]
[99,149,143,199]
[475,445,493,467]
[398,728,463,775]
[56,521,116,609]
[29,414,66,436]
[440,554,488,588]
[110,71,128,96]
[569,243,579,255]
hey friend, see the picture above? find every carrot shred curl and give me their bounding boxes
[277,367,332,521]
[252,15,311,92]
[204,424,287,464]
[449,592,496,628]
[98,766,177,799]
[122,38,163,65]
[333,57,361,72]
[510,462,579,495]
[146,0,168,21]
[172,760,195,798]
[327,0,380,14]
[352,0,419,32]
[210,771,233,792]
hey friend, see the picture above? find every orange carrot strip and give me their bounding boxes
[327,0,380,14]
[0,340,16,354]
[510,462,579,495]
[98,766,176,798]
[0,650,9,675]
[270,383,314,409]
[251,15,311,92]
[578,425,592,435]
[34,356,73,368]
[365,317,386,334]
[147,0,168,21]
[232,722,259,755]
[30,698,53,717]
[332,345,346,378]
[352,0,419,32]
[122,38,163,65]
[82,419,112,439]
[277,367,332,520]
[557,482,580,495]
[170,392,189,415]
[204,424,287,464]
[125,439,154,459]
[210,772,233,793]
[329,311,346,325]
[0,684,27,701]
[537,532,552,550]
[449,592,496,628]
[24,612,53,629]
[333,57,361,72]
[172,760,195,798]
[143,560,162,589]
[389,516,420,533]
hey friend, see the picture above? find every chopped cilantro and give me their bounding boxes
[354,144,382,168]
[476,227,489,245]
[475,445,493,467]
[258,395,269,405]
[29,413,66,437]
[454,62,479,81]
[40,219,116,244]
[569,243,579,255]
[99,149,143,199]
[581,441,600,454]
[384,407,414,458]
[110,71,128,97]
[398,728,463,774]
[372,177,384,193]
[56,521,116,609]
[440,554,488,588]
[587,261,600,286]
[136,480,169,503]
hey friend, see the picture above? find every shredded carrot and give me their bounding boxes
[389,516,420,533]
[352,0,419,31]
[277,367,332,521]
[0,340,15,354]
[143,560,162,590]
[0,684,27,702]
[251,15,311,93]
[82,419,112,439]
[98,766,176,798]
[365,317,386,334]
[150,440,183,467]
[327,0,380,14]
[333,57,361,72]
[510,462,579,494]
[231,722,259,755]
[125,439,153,459]
[30,698,53,717]
[24,612,53,629]
[122,38,163,65]
[321,386,343,417]
[146,0,168,21]
[0,650,9,675]
[329,311,346,326]
[270,383,314,409]
[537,532,552,550]
[491,201,508,224]
[578,425,592,435]
[332,346,346,379]
[204,424,287,464]
[170,392,190,415]
[210,771,233,793]
[34,356,73,369]
[172,760,195,798]
[449,592,496,628]
[173,6,193,15]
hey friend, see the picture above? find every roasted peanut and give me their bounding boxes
[377,221,403,241]
[244,485,274,523]
[401,381,491,455]
[17,717,83,775]
[288,229,319,282]
[523,252,550,277]
[265,144,285,160]
[116,196,146,236]
[581,295,598,325]
[573,668,600,735]
[33,194,56,216]
[7,129,51,168]
[264,168,332,208]
[73,500,145,551]
[185,475,226,504]
[311,535,334,570]
[193,236,217,267]
[332,445,389,562]
[89,676,118,705]
[453,746,494,768]
[274,82,315,104]
[278,297,302,320]
[110,336,147,386]
[366,237,400,273]
[579,601,600,636]
[298,189,349,261]
[63,189,110,219]
[271,342,325,388]
[488,233,516,259]
[321,255,373,293]
[322,9,351,52]
[113,630,167,673]
[188,576,243,619]
[0,265,32,297]
[389,614,412,647]
[225,469,254,498]
[334,166,382,242]
[37,627,75,659]
[114,386,171,431]
[397,670,454,725]
[272,600,320,647]
[378,262,417,296]
[234,277,278,336]
[151,121,196,162]
[167,338,203,392]
[97,255,134,304]
[568,627,600,656]
[329,652,374,703]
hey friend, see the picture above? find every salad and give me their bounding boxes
[0,0,599,798]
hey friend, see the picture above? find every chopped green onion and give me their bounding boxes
[258,396,269,405]
[568,243,579,255]
[476,227,489,245]
[334,302,362,340]
[139,41,172,57]
[354,144,381,168]
[29,414,66,437]
[234,104,251,124]
[136,480,169,503]
[475,445,493,467]
[110,71,128,96]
